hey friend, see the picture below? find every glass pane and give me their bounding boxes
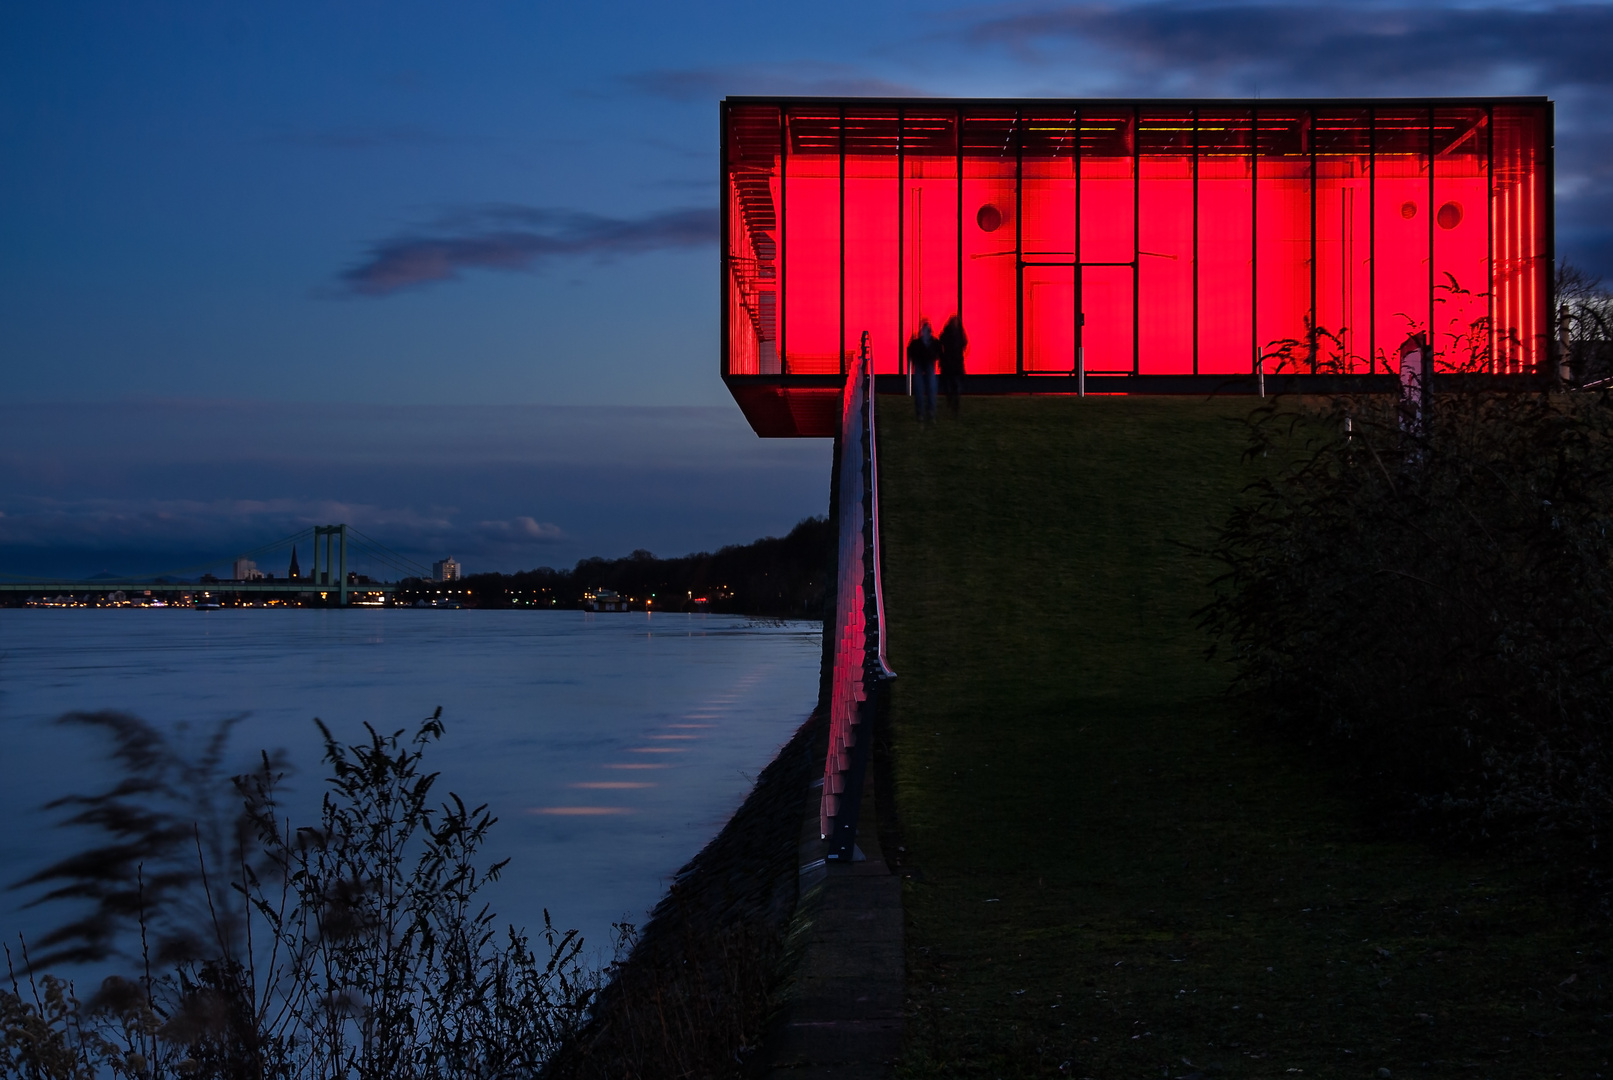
[1080,109,1135,265]
[1492,105,1548,374]
[1255,109,1312,373]
[962,111,1018,374]
[1139,108,1194,374]
[902,111,959,367]
[843,110,899,374]
[1374,107,1431,370]
[1082,265,1133,373]
[783,107,841,374]
[1198,109,1253,374]
[1314,110,1371,372]
[1432,107,1490,372]
[725,105,781,375]
[1024,264,1075,373]
[1021,110,1078,258]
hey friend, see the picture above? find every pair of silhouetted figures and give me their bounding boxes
[908,315,967,422]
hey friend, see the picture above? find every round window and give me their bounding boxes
[1400,201,1418,219]
[977,204,1002,232]
[1437,201,1463,230]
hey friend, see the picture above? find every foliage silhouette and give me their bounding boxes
[3,710,598,1079]
[1201,389,1613,890]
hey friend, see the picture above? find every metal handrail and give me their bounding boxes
[822,331,895,861]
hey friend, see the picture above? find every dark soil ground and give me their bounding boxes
[876,395,1612,1080]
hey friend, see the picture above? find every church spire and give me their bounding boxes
[289,545,301,580]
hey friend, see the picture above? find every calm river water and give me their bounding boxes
[0,609,820,971]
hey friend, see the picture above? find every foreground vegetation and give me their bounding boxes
[1203,391,1613,880]
[4,712,595,1080]
[878,395,1611,1078]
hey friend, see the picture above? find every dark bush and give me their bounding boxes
[1201,391,1613,870]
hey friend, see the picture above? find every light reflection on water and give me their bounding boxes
[0,609,820,971]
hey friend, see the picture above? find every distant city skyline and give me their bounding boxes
[4,2,1610,573]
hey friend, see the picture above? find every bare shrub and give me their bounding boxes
[1201,390,1613,877]
[3,710,596,1079]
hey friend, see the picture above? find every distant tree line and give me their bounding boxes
[396,516,833,618]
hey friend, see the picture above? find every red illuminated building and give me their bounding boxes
[722,98,1553,437]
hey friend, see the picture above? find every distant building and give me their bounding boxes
[233,558,265,581]
[288,545,301,580]
[585,588,627,612]
[433,557,461,582]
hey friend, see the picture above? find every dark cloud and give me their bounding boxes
[338,205,717,296]
[958,2,1613,274]
[476,516,566,543]
[967,2,1613,96]
[625,61,927,102]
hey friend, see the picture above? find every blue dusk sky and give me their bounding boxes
[3,1,1611,577]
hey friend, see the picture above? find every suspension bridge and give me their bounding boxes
[0,525,433,606]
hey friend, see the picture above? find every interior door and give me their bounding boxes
[1081,264,1134,374]
[1021,263,1077,374]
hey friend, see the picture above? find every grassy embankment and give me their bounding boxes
[877,396,1611,1078]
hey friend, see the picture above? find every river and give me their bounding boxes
[0,608,820,974]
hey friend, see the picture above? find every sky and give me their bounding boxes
[4,0,1612,578]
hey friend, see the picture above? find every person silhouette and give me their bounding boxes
[907,319,941,422]
[939,315,967,417]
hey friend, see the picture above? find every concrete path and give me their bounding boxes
[763,776,904,1079]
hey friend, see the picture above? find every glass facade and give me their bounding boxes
[723,98,1552,436]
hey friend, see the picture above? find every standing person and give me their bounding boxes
[907,320,940,422]
[939,314,967,417]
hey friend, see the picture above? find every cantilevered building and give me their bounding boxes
[721,98,1552,436]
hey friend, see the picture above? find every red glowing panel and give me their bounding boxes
[961,112,1017,374]
[783,108,841,375]
[1313,110,1371,371]
[1080,110,1135,267]
[1433,107,1489,371]
[1374,109,1431,368]
[903,112,960,362]
[1084,265,1133,372]
[1493,105,1548,374]
[844,111,900,373]
[1138,110,1193,375]
[1255,111,1312,372]
[1024,264,1075,372]
[1021,111,1079,373]
[1197,110,1254,374]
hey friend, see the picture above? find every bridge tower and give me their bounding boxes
[310,524,348,606]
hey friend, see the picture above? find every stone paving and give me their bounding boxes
[763,775,904,1079]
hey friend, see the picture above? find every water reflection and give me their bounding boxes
[0,609,820,971]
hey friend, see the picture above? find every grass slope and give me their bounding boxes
[877,396,1610,1079]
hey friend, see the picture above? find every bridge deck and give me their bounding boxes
[0,581,395,593]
